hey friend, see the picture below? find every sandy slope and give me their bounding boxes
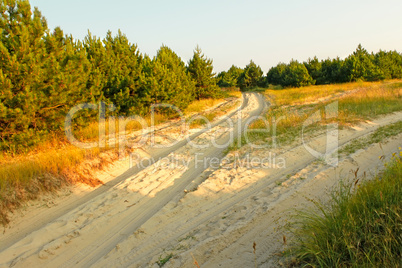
[0,94,400,267]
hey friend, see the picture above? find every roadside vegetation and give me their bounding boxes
[227,80,402,152]
[340,121,402,155]
[286,153,402,267]
[0,145,109,224]
[184,98,224,114]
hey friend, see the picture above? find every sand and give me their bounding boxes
[0,93,400,267]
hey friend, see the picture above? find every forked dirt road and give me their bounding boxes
[0,93,401,267]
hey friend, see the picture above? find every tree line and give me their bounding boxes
[0,0,220,152]
[1,0,401,153]
[216,44,402,89]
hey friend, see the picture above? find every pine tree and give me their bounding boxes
[0,0,49,151]
[238,60,263,89]
[84,30,144,115]
[0,1,97,152]
[267,63,287,86]
[143,45,195,111]
[304,57,321,84]
[217,65,243,88]
[282,60,314,87]
[187,46,220,99]
[373,50,402,79]
[345,44,383,81]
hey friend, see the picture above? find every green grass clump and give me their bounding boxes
[341,121,402,155]
[157,253,174,267]
[288,154,402,267]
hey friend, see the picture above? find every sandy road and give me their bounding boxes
[0,94,400,267]
[0,93,267,267]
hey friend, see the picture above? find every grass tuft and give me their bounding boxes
[341,121,402,155]
[157,253,174,267]
[287,154,402,267]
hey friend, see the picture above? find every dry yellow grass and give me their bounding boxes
[75,112,169,142]
[337,81,402,123]
[264,81,391,106]
[184,98,225,114]
[227,91,242,99]
[241,80,402,150]
[0,143,118,225]
[264,80,402,124]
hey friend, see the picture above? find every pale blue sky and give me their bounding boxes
[30,0,402,73]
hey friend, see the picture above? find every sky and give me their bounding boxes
[30,0,402,73]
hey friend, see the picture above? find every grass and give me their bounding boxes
[78,96,241,141]
[0,144,117,225]
[340,121,402,155]
[227,91,243,99]
[184,98,224,114]
[74,112,171,142]
[264,80,401,124]
[269,80,402,123]
[242,86,267,92]
[287,153,402,267]
[188,112,217,129]
[264,81,366,106]
[337,83,402,123]
[157,253,174,267]
[226,105,325,152]
[226,80,402,152]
